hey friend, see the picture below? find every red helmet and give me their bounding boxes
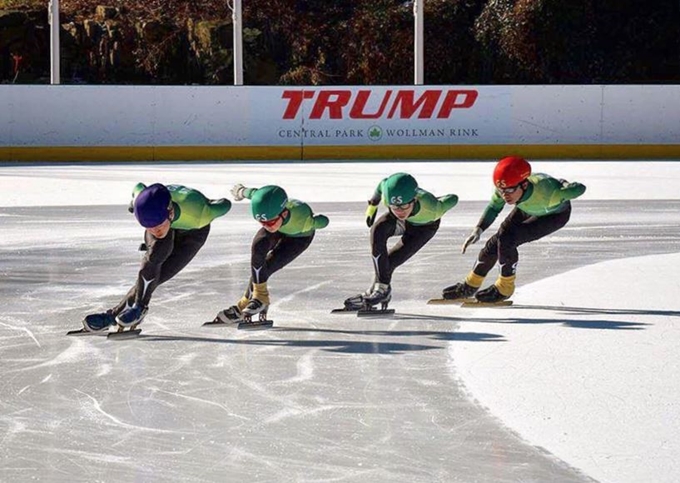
[493,156,531,188]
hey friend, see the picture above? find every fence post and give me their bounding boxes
[414,0,424,85]
[49,0,61,84]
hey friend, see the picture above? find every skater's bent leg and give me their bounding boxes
[112,228,176,313]
[472,234,499,278]
[386,220,440,281]
[489,206,571,298]
[248,232,314,307]
[263,233,315,278]
[370,213,398,284]
[157,225,210,285]
[496,205,571,277]
[461,212,520,291]
[250,228,281,284]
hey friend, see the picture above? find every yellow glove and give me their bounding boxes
[365,203,378,228]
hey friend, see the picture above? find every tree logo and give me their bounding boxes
[368,125,383,141]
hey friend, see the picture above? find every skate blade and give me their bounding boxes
[461,300,513,308]
[67,328,109,336]
[107,329,142,339]
[203,320,238,327]
[356,308,395,317]
[237,320,273,330]
[427,298,475,305]
[331,307,359,314]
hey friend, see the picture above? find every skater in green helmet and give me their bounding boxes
[213,184,329,325]
[343,172,459,311]
[442,156,586,304]
[80,183,231,333]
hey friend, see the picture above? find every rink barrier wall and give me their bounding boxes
[3,145,680,162]
[1,85,679,161]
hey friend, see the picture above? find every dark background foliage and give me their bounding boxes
[1,0,679,84]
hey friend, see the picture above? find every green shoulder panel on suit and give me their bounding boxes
[278,199,328,237]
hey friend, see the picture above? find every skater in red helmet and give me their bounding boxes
[442,156,586,303]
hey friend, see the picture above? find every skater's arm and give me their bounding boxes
[546,179,586,208]
[313,214,329,230]
[463,193,502,253]
[437,193,459,214]
[128,182,147,213]
[476,192,505,231]
[559,180,586,200]
[241,187,258,200]
[230,185,258,201]
[368,179,385,206]
[365,204,378,227]
[192,198,231,227]
[208,198,232,219]
[365,178,386,227]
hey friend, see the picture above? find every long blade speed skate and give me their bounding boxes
[66,328,109,336]
[238,311,274,330]
[238,300,273,329]
[204,306,243,327]
[426,298,475,305]
[107,323,142,339]
[460,300,513,308]
[356,307,395,317]
[331,307,359,314]
[356,300,395,317]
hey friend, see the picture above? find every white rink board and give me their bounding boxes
[1,85,679,160]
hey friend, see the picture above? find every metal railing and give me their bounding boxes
[48,0,425,86]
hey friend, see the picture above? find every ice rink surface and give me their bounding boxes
[0,161,679,482]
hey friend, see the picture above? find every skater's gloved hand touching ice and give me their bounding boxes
[231,184,246,201]
[461,227,482,254]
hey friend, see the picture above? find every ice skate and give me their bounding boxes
[429,282,479,304]
[462,285,513,307]
[83,311,116,332]
[116,305,147,328]
[105,305,147,338]
[442,281,478,300]
[239,299,273,329]
[332,292,368,313]
[357,283,395,316]
[68,311,117,335]
[204,305,244,326]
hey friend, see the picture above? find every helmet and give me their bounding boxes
[250,185,288,221]
[383,173,418,205]
[493,156,531,188]
[134,183,172,228]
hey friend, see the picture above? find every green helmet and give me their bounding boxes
[383,173,418,205]
[250,185,288,221]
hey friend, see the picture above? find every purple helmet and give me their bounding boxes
[134,183,172,228]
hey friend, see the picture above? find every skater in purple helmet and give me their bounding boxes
[80,183,231,333]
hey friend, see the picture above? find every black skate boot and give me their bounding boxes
[343,292,367,311]
[442,282,478,300]
[332,290,370,313]
[82,310,116,332]
[359,283,392,314]
[474,285,510,303]
[116,305,148,329]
